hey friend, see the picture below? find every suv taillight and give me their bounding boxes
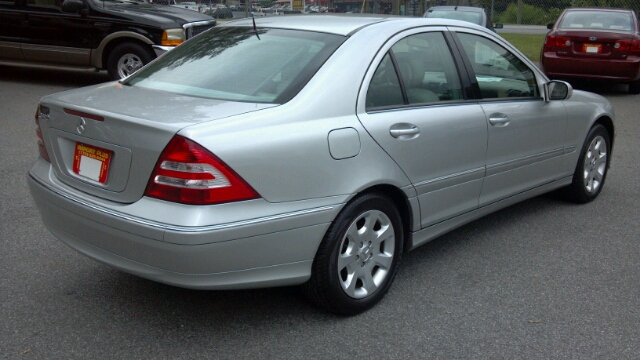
[35,105,50,163]
[145,136,260,205]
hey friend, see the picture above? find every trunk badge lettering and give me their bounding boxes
[77,118,86,134]
[590,37,597,41]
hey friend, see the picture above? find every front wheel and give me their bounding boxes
[107,42,154,80]
[302,193,403,315]
[562,124,610,203]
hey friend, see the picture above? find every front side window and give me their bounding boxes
[456,33,538,99]
[125,28,346,104]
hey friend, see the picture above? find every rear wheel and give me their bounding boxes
[302,193,403,315]
[107,42,154,80]
[562,124,610,203]
[629,79,640,94]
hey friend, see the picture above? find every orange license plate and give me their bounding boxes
[73,142,112,183]
[582,43,602,53]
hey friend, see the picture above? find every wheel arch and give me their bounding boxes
[594,115,615,153]
[91,32,155,70]
[354,184,415,253]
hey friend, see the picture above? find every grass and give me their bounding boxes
[499,33,547,62]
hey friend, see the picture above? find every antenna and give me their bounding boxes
[252,16,260,40]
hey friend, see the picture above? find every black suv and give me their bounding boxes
[0,0,215,79]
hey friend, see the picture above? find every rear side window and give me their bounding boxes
[392,32,463,103]
[366,31,462,110]
[559,11,633,31]
[125,28,345,104]
[366,53,404,109]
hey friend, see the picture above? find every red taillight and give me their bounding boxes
[544,35,571,50]
[35,105,50,163]
[144,136,260,205]
[615,39,640,55]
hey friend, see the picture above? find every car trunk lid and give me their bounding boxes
[39,82,275,203]
[551,30,634,59]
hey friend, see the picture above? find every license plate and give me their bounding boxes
[73,142,112,183]
[582,43,602,53]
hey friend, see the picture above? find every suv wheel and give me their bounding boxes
[107,42,154,80]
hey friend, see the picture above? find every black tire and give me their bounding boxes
[301,193,403,315]
[629,79,640,94]
[562,124,611,203]
[106,42,154,80]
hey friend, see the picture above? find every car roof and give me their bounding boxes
[426,6,486,13]
[562,7,634,13]
[222,14,486,36]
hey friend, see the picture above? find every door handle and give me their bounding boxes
[488,113,509,126]
[389,123,420,139]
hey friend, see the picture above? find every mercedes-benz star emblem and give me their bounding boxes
[76,118,86,134]
[590,36,597,41]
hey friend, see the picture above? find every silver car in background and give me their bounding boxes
[29,15,614,315]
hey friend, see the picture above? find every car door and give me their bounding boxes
[0,0,25,59]
[357,29,488,228]
[21,0,102,65]
[452,30,568,206]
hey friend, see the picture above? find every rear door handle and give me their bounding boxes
[488,113,509,127]
[390,123,420,139]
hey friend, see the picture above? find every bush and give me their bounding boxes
[495,3,557,25]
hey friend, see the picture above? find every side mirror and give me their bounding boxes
[494,23,503,29]
[62,0,84,12]
[546,80,572,101]
[547,23,554,30]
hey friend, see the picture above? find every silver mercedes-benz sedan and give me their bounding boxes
[28,15,614,315]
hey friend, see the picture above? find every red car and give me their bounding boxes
[541,8,640,94]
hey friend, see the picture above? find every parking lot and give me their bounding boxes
[1,65,639,359]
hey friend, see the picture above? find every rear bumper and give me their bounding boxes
[541,53,640,82]
[28,159,342,290]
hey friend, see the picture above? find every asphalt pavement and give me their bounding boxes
[1,66,639,359]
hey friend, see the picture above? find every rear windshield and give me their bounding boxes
[124,27,346,104]
[558,11,634,31]
[426,10,483,25]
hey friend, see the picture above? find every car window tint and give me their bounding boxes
[456,33,538,99]
[366,53,404,109]
[391,32,463,104]
[559,11,633,31]
[124,28,345,104]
